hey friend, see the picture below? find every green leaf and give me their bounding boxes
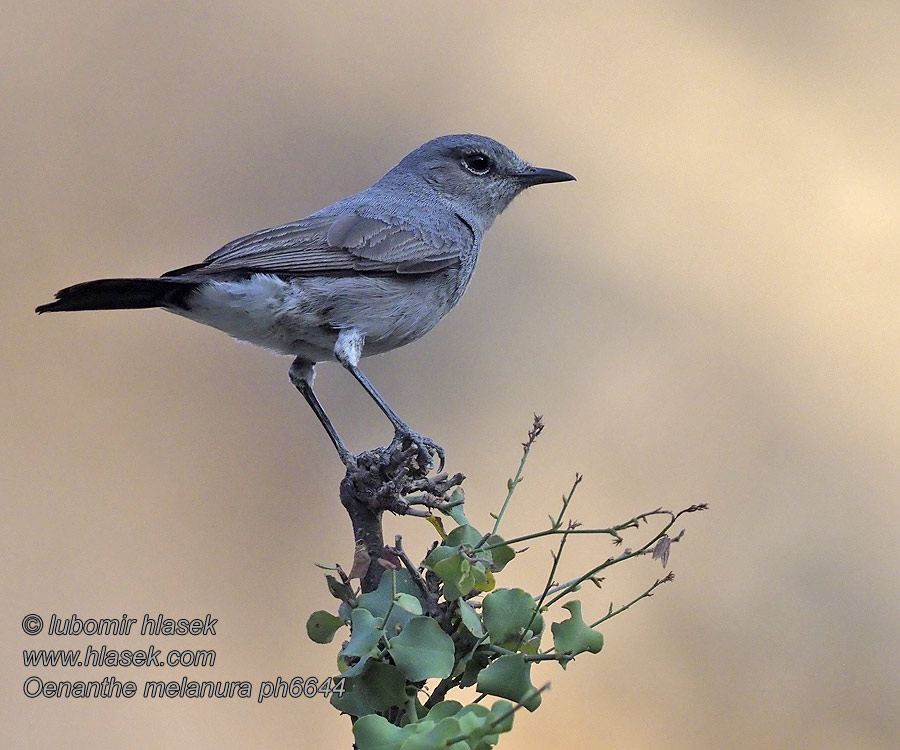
[443,489,469,526]
[339,654,375,680]
[353,713,411,750]
[306,610,345,644]
[445,524,484,548]
[455,702,490,726]
[394,592,424,615]
[482,588,538,647]
[425,700,464,722]
[401,697,429,729]
[519,633,543,655]
[399,718,464,750]
[422,544,456,571]
[357,570,422,615]
[487,700,515,734]
[483,535,515,570]
[388,617,455,681]
[326,574,356,604]
[390,703,495,750]
[330,660,407,717]
[455,703,500,748]
[451,637,482,681]
[470,563,495,593]
[342,608,383,658]
[551,600,604,665]
[434,553,476,600]
[340,608,384,679]
[458,598,485,638]
[357,571,424,633]
[476,654,542,711]
[458,646,491,688]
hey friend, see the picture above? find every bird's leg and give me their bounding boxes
[334,330,445,472]
[289,357,355,467]
[349,362,446,473]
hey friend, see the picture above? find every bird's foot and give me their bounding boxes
[391,429,445,473]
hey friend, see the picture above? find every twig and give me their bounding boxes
[516,474,581,650]
[542,504,706,608]
[478,507,679,554]
[552,473,582,528]
[589,573,675,629]
[487,414,544,539]
[388,535,440,617]
[538,574,603,600]
[487,645,570,664]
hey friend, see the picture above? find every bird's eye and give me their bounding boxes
[461,153,493,176]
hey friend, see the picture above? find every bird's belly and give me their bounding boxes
[176,272,459,362]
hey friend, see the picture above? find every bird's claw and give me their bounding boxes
[392,429,445,473]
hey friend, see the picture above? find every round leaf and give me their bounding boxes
[353,714,409,750]
[306,610,345,644]
[475,653,542,711]
[482,588,537,646]
[435,553,476,600]
[388,616,455,681]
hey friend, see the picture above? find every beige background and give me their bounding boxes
[4,2,899,748]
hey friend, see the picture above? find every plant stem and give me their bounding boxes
[589,574,674,629]
[487,415,544,540]
[487,645,567,663]
[390,536,439,616]
[479,507,678,553]
[516,475,581,649]
[542,509,686,609]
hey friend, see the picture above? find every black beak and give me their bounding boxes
[517,166,576,186]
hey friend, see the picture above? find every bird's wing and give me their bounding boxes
[164,212,465,278]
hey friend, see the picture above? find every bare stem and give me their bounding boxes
[516,474,582,650]
[479,507,681,554]
[543,504,706,609]
[487,414,544,539]
[487,645,569,663]
[589,573,675,629]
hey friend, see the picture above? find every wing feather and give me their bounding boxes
[165,211,465,278]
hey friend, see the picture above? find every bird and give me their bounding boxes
[36,134,575,470]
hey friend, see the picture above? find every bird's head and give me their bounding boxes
[387,134,575,232]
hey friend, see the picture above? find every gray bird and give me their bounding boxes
[36,134,575,469]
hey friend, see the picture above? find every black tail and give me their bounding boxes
[35,278,198,314]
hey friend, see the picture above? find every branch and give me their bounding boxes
[517,474,582,649]
[338,443,466,592]
[542,503,707,608]
[387,535,441,617]
[589,573,675,629]
[478,511,666,553]
[487,414,544,539]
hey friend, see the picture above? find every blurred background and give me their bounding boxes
[4,1,899,747]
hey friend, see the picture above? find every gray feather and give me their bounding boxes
[167,210,463,279]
